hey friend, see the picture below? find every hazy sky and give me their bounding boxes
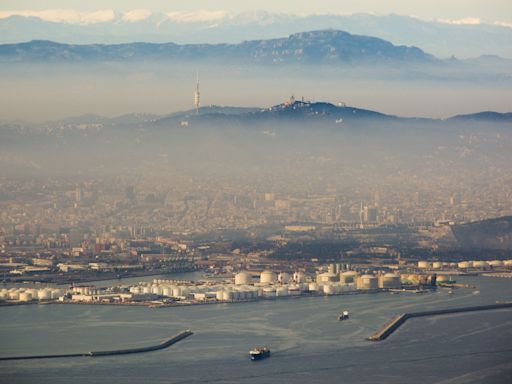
[1,0,511,23]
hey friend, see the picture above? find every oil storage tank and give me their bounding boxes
[418,261,431,269]
[276,287,288,297]
[340,271,358,284]
[357,275,378,290]
[293,272,306,283]
[260,270,277,285]
[235,271,252,285]
[278,272,291,284]
[379,273,401,289]
[316,272,337,283]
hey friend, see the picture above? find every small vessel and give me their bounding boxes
[337,310,349,321]
[249,346,271,360]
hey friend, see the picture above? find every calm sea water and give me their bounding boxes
[1,276,511,384]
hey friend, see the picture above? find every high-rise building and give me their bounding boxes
[363,206,378,223]
[75,185,82,203]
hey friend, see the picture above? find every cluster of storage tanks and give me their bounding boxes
[0,287,64,302]
[124,268,405,303]
[418,260,512,270]
[129,279,262,302]
[316,270,401,290]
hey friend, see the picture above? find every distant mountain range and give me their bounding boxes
[1,12,511,58]
[0,30,434,64]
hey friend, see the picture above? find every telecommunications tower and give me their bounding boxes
[194,72,200,115]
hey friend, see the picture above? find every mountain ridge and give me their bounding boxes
[0,30,436,64]
[1,12,511,58]
[2,100,511,129]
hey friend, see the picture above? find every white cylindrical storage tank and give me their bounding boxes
[432,262,443,269]
[222,291,233,301]
[260,270,277,285]
[436,275,453,283]
[37,289,52,300]
[142,286,151,294]
[288,285,301,296]
[162,287,172,297]
[130,285,142,295]
[504,260,512,267]
[489,260,504,267]
[293,272,306,283]
[9,290,20,300]
[263,287,276,298]
[308,282,319,291]
[358,275,378,290]
[278,272,291,284]
[216,291,224,300]
[234,271,252,285]
[473,261,488,268]
[380,273,401,289]
[172,287,181,297]
[458,261,471,269]
[151,286,162,295]
[323,284,335,295]
[317,272,337,283]
[340,271,358,284]
[418,261,430,269]
[19,292,32,302]
[276,287,288,297]
[50,289,63,299]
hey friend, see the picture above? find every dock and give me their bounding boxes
[0,330,193,361]
[367,303,512,341]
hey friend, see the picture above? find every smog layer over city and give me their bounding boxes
[1,1,512,383]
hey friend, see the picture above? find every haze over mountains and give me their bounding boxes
[0,25,510,122]
[1,11,512,58]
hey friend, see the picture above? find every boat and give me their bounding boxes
[249,346,271,360]
[337,310,349,321]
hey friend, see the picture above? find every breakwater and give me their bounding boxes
[0,330,193,361]
[367,303,512,341]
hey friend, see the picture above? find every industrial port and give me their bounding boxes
[3,255,512,308]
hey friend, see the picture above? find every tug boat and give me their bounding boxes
[337,310,349,321]
[249,346,271,360]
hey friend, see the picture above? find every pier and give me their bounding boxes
[0,330,193,361]
[367,303,512,341]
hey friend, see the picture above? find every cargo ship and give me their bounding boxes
[249,346,270,360]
